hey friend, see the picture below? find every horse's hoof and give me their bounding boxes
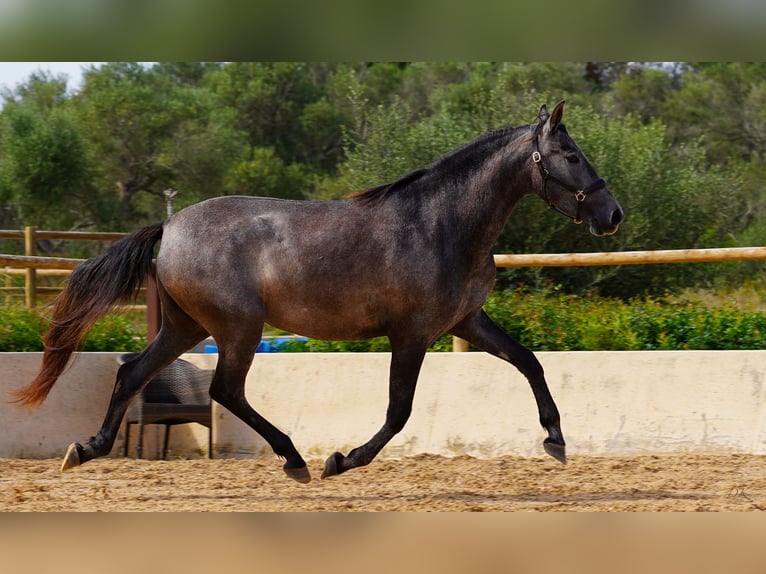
[284,465,311,484]
[321,451,345,479]
[543,438,566,464]
[61,443,81,471]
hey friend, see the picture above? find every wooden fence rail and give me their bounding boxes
[1,226,127,308]
[6,245,766,276]
[493,246,766,267]
[0,229,127,242]
[1,254,83,270]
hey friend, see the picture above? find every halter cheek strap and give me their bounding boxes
[532,139,606,225]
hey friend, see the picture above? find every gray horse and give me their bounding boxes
[15,101,623,483]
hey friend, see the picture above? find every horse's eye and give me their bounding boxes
[566,154,580,164]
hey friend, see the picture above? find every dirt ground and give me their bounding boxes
[2,452,766,511]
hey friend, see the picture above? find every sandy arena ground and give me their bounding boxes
[2,452,766,511]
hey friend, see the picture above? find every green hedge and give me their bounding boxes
[0,305,145,352]
[282,290,766,352]
[483,291,766,351]
[3,291,766,353]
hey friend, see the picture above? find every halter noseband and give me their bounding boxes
[531,137,606,225]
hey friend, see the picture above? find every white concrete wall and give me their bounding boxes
[0,353,209,459]
[2,351,765,461]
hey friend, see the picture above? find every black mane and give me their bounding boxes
[350,125,532,203]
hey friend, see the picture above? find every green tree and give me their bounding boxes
[660,63,766,164]
[72,62,238,227]
[0,70,70,112]
[208,62,351,196]
[0,61,762,298]
[0,91,91,229]
[225,146,307,199]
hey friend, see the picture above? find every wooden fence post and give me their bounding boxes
[146,189,179,343]
[146,272,161,344]
[452,336,469,352]
[4,270,10,306]
[24,226,36,308]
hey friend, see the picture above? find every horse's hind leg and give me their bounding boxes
[321,339,427,478]
[209,339,311,484]
[61,291,209,470]
[450,308,566,463]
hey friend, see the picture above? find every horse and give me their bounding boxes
[14,101,623,484]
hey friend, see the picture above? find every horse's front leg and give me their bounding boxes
[450,308,566,463]
[321,340,427,478]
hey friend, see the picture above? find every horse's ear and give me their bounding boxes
[538,100,565,137]
[535,104,549,135]
[548,100,565,131]
[537,104,549,124]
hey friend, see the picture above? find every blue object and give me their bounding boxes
[205,337,308,354]
[257,336,309,352]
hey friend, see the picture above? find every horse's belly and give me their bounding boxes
[265,303,387,341]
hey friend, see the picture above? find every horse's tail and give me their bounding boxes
[12,222,164,408]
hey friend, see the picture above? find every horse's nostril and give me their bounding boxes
[611,207,624,227]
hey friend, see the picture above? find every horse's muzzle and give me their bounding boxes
[589,205,624,237]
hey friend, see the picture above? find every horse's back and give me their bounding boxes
[158,195,347,286]
[169,195,338,227]
[156,196,390,337]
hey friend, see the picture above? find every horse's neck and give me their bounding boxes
[445,140,534,255]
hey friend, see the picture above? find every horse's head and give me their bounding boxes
[532,101,624,236]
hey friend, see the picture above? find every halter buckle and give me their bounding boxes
[574,190,586,202]
[532,151,541,163]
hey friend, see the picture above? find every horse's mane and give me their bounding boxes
[348,168,430,203]
[349,125,532,203]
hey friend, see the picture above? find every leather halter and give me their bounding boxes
[531,137,606,225]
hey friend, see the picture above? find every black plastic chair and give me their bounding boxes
[119,353,214,460]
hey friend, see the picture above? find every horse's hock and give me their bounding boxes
[2,350,766,460]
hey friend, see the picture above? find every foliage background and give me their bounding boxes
[3,292,766,352]
[2,62,766,350]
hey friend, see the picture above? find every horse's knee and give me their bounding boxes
[506,345,543,377]
[208,380,242,408]
[385,405,412,435]
[114,362,146,399]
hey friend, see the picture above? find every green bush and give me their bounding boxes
[3,291,766,353]
[281,337,391,353]
[0,305,46,351]
[625,300,766,350]
[0,305,145,352]
[281,333,455,353]
[281,290,766,352]
[79,313,146,352]
[485,290,766,351]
